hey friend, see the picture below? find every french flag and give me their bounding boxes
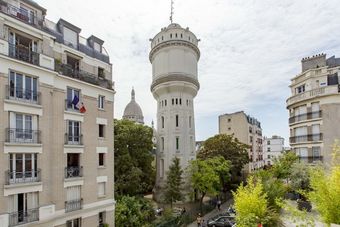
[72,96,86,113]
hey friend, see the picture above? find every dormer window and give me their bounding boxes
[63,27,78,48]
[98,67,105,78]
[94,42,101,53]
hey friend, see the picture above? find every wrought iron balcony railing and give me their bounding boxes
[5,85,40,104]
[6,128,41,144]
[8,208,39,226]
[5,169,41,185]
[290,133,323,143]
[8,44,39,66]
[65,166,83,178]
[289,110,322,124]
[64,133,83,145]
[65,199,82,213]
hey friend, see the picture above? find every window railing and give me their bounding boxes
[64,133,83,145]
[65,199,82,212]
[8,208,39,226]
[5,169,41,185]
[65,166,83,178]
[0,0,44,28]
[289,110,322,124]
[290,133,323,143]
[6,128,41,144]
[56,63,113,90]
[8,44,39,66]
[299,156,323,163]
[5,85,40,104]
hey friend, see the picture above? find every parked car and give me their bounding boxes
[207,215,235,227]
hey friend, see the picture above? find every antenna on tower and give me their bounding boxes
[170,0,174,23]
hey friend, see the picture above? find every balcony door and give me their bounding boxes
[9,71,38,102]
[15,114,32,142]
[9,153,37,183]
[67,88,80,110]
[9,192,38,225]
[68,121,80,144]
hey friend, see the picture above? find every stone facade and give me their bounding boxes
[149,23,199,200]
[0,1,115,226]
[263,135,285,166]
[287,53,340,167]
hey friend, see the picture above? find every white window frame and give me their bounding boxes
[98,95,105,109]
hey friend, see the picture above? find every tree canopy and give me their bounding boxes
[114,119,155,196]
[164,157,184,207]
[198,134,249,177]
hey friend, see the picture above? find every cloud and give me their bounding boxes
[36,0,340,143]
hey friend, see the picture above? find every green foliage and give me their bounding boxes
[189,156,231,212]
[114,119,155,196]
[198,134,249,179]
[115,196,155,227]
[271,151,298,180]
[233,176,268,226]
[308,144,340,225]
[290,162,310,192]
[164,157,184,207]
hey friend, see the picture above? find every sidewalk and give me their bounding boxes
[187,199,233,227]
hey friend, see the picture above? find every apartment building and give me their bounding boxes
[263,135,285,166]
[219,111,264,172]
[0,0,115,226]
[287,53,340,167]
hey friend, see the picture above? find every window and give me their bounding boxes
[98,96,105,109]
[228,118,231,122]
[176,137,179,150]
[267,140,270,145]
[67,88,80,110]
[63,27,78,48]
[267,155,270,159]
[228,127,231,130]
[98,212,105,226]
[250,136,253,143]
[172,99,174,105]
[296,84,305,94]
[99,124,105,138]
[98,153,105,167]
[98,67,104,78]
[66,218,82,227]
[9,153,38,182]
[165,100,167,106]
[94,42,101,53]
[9,71,38,102]
[312,147,320,157]
[161,137,165,151]
[161,116,165,128]
[176,115,179,127]
[175,98,178,105]
[98,182,106,197]
[9,192,39,223]
[15,113,33,140]
[68,121,80,144]
[179,98,182,105]
[66,186,81,212]
[267,147,270,152]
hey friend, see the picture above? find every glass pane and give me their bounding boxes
[33,78,37,101]
[74,122,79,141]
[25,115,32,140]
[16,154,23,178]
[25,154,32,177]
[68,121,73,141]
[34,154,37,177]
[10,154,13,173]
[16,114,23,139]
[25,76,32,100]
[16,74,23,98]
[10,72,15,97]
[67,88,73,108]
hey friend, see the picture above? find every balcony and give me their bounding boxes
[290,133,323,143]
[5,85,40,105]
[56,63,113,90]
[8,44,39,66]
[65,133,83,145]
[289,110,322,124]
[65,166,83,178]
[0,0,43,29]
[299,156,323,164]
[5,169,41,185]
[287,85,340,107]
[65,199,82,212]
[8,208,39,227]
[6,128,41,144]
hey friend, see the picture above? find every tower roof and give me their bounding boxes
[123,88,144,124]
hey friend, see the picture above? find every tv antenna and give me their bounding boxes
[170,0,174,23]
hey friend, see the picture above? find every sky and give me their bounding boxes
[36,0,340,145]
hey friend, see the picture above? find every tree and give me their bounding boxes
[233,176,269,227]
[271,151,298,181]
[115,196,154,227]
[198,134,249,183]
[189,156,231,213]
[290,162,310,192]
[114,119,155,196]
[308,144,340,225]
[164,157,184,208]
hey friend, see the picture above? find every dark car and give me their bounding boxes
[207,215,235,227]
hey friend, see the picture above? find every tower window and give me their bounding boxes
[176,115,179,127]
[176,137,179,150]
[170,34,172,38]
[161,100,163,107]
[175,33,177,38]
[179,99,182,105]
[181,34,183,38]
[172,99,174,105]
[161,137,165,151]
[176,99,178,105]
[161,116,165,128]
[165,100,167,106]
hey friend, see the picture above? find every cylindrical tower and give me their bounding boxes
[149,23,200,200]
